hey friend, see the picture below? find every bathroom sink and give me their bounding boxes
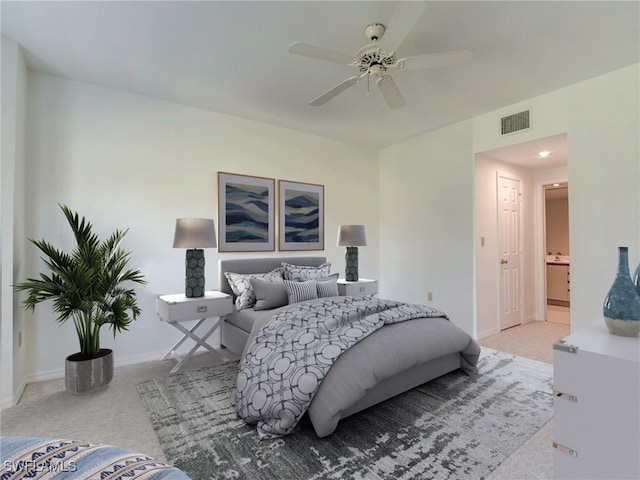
[546,255,570,264]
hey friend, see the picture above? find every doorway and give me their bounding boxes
[474,133,569,339]
[543,182,570,325]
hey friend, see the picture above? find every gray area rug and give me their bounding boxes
[137,349,553,480]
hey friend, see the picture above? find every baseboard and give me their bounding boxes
[2,345,226,409]
[476,326,500,339]
[0,377,27,411]
[21,348,176,386]
[477,316,543,340]
[523,315,541,324]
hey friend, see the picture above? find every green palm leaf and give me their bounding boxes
[14,204,146,357]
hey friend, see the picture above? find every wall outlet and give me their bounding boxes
[427,292,433,302]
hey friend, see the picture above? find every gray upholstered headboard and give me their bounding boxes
[218,256,327,296]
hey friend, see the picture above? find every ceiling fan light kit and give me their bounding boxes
[288,2,473,110]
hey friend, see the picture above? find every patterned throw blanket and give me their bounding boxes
[0,437,190,479]
[235,296,447,439]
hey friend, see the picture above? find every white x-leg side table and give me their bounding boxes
[157,291,233,373]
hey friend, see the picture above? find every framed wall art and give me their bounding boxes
[278,180,324,251]
[218,172,275,252]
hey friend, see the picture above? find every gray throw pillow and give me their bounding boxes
[225,269,282,310]
[250,277,288,311]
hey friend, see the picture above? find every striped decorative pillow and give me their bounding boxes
[317,273,339,298]
[284,279,318,304]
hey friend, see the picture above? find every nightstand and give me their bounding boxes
[337,278,378,296]
[157,291,233,373]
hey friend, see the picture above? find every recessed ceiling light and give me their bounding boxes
[538,150,552,158]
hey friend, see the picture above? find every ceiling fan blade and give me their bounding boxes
[378,1,428,53]
[396,49,475,71]
[310,75,361,106]
[377,75,405,110]
[289,42,354,65]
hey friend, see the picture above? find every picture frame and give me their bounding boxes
[218,172,275,252]
[278,180,324,251]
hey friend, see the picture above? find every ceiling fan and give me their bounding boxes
[289,2,474,110]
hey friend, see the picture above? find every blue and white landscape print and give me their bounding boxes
[284,189,319,243]
[225,182,270,243]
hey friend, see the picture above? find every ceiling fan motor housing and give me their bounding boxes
[358,23,395,74]
[365,23,385,41]
[355,43,395,74]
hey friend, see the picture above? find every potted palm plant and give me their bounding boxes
[14,204,146,393]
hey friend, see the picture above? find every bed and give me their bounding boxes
[219,256,480,439]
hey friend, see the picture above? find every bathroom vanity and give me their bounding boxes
[547,254,570,306]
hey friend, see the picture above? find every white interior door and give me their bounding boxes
[497,173,523,330]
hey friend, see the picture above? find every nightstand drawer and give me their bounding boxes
[337,279,378,296]
[157,291,232,322]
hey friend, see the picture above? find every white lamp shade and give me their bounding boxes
[337,225,367,247]
[173,218,217,248]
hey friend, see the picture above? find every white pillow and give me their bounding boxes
[281,262,331,281]
[284,279,318,304]
[225,269,282,310]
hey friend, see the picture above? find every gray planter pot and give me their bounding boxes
[65,348,114,394]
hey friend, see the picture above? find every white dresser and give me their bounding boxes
[553,320,640,479]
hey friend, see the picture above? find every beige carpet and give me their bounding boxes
[478,320,569,480]
[0,351,238,463]
[478,320,569,364]
[2,320,568,478]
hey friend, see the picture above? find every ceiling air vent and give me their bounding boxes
[501,110,530,135]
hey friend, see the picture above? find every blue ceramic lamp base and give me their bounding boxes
[345,247,359,282]
[185,248,205,298]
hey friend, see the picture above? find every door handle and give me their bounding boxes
[500,259,508,264]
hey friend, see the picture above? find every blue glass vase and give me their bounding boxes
[603,246,640,337]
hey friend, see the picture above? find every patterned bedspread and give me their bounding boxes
[0,437,190,479]
[235,296,447,439]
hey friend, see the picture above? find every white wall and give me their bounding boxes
[473,88,570,154]
[472,65,639,334]
[381,64,639,340]
[6,57,639,400]
[379,121,475,336]
[568,64,640,332]
[474,155,536,338]
[21,72,380,382]
[1,35,28,408]
[546,195,569,255]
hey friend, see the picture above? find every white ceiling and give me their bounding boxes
[2,1,639,161]
[479,133,568,170]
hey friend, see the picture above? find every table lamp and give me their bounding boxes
[337,225,367,281]
[173,218,216,297]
